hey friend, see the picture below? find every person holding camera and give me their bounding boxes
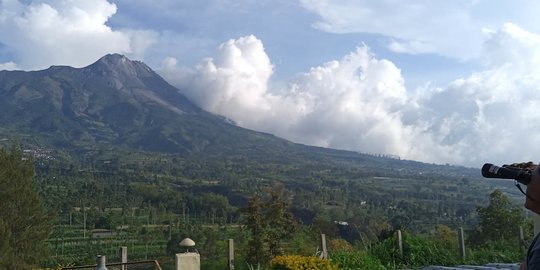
[511,162,540,270]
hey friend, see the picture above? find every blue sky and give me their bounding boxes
[2,0,540,167]
[105,0,480,86]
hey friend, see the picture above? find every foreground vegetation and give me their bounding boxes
[0,145,533,269]
[42,225,529,270]
[41,188,530,270]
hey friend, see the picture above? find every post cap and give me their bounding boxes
[179,238,196,247]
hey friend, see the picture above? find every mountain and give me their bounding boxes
[0,54,480,179]
[0,54,291,154]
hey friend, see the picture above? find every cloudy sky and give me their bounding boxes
[1,0,540,167]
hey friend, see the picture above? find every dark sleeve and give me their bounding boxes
[529,249,540,270]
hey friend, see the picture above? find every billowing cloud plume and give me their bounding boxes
[161,23,540,166]
[0,0,156,70]
[161,36,278,126]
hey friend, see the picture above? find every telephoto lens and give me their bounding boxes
[481,163,532,185]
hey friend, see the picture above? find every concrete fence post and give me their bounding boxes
[458,227,466,260]
[397,230,403,257]
[96,255,108,270]
[120,246,127,270]
[228,239,234,270]
[320,234,328,259]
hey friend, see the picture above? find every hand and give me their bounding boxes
[510,161,537,170]
[525,163,540,214]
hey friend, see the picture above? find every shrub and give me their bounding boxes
[330,251,386,270]
[270,255,338,270]
[464,239,524,264]
[369,231,459,268]
[329,238,354,252]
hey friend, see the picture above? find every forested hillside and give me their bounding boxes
[22,146,527,269]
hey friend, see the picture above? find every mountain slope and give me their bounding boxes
[0,54,296,155]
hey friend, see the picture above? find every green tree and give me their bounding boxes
[265,186,297,257]
[474,189,525,244]
[242,184,298,265]
[243,196,269,265]
[0,145,52,269]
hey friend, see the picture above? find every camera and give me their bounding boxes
[481,163,532,185]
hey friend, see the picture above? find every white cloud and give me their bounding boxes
[161,24,540,166]
[387,39,436,55]
[298,0,540,60]
[0,0,157,70]
[161,35,275,126]
[416,23,540,165]
[0,61,18,70]
[298,0,480,59]
[161,35,417,160]
[481,23,540,67]
[122,29,159,61]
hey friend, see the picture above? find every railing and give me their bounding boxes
[60,260,162,270]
